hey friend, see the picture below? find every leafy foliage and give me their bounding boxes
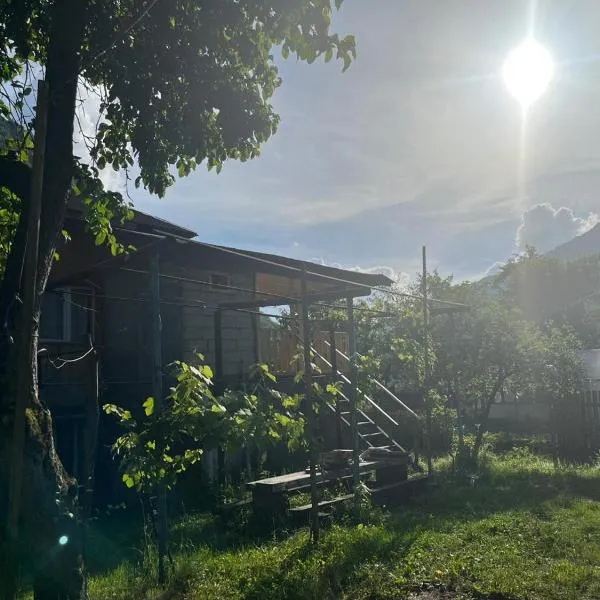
[349,267,586,458]
[492,249,600,347]
[104,359,305,493]
[0,0,357,196]
[73,163,135,256]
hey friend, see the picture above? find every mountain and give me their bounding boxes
[547,223,600,262]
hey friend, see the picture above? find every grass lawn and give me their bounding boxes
[84,451,600,599]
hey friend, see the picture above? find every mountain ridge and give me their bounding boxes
[547,222,600,261]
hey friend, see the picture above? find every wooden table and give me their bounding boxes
[247,457,408,523]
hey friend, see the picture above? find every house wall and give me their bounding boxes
[174,266,257,378]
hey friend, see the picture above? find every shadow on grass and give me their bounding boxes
[235,462,600,599]
[88,457,600,598]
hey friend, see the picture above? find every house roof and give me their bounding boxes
[66,197,198,239]
[150,233,394,306]
[53,210,393,305]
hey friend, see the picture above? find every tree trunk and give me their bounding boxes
[473,374,505,459]
[0,1,89,598]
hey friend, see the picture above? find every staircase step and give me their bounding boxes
[357,421,373,426]
[361,432,389,439]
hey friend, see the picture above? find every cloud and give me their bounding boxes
[307,258,408,286]
[515,203,599,253]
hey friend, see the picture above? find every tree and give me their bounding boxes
[353,272,585,462]
[0,2,356,598]
[492,250,600,346]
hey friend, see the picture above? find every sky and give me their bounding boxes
[84,0,600,283]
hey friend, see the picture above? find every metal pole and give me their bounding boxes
[82,333,99,564]
[213,308,226,492]
[346,297,360,514]
[8,80,49,542]
[301,270,319,544]
[422,246,433,475]
[329,328,343,449]
[214,309,223,391]
[451,313,465,452]
[150,251,168,584]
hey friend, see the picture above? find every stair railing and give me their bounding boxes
[308,343,401,432]
[322,340,422,424]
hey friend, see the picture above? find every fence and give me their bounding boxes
[257,327,349,375]
[555,387,600,461]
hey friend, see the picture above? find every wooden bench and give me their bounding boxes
[289,493,354,514]
[247,457,409,523]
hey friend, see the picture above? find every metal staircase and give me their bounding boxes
[310,342,423,463]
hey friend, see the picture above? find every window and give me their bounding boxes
[208,272,232,291]
[40,288,91,342]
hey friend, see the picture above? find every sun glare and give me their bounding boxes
[502,39,554,109]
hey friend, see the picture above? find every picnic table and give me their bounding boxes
[247,456,409,522]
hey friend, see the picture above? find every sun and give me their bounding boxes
[502,39,554,109]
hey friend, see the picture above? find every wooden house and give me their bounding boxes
[40,204,392,500]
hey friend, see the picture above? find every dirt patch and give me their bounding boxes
[408,591,458,600]
[407,587,520,600]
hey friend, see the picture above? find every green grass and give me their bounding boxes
[88,451,600,599]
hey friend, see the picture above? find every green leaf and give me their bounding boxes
[95,230,107,246]
[282,45,290,59]
[342,53,352,73]
[122,473,135,488]
[143,397,155,417]
[201,365,213,379]
[325,47,333,63]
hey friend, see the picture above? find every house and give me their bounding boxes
[40,203,392,500]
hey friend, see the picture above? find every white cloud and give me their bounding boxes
[307,258,409,287]
[515,202,599,253]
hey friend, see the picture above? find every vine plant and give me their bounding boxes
[104,357,305,494]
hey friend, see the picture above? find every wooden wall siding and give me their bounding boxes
[255,273,341,303]
[39,341,94,409]
[102,269,152,383]
[257,328,349,375]
[177,266,257,377]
